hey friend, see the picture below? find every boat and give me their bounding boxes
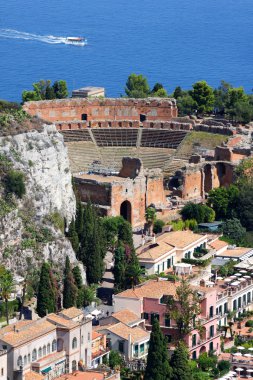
[65,37,87,46]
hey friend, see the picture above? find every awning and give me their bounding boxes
[56,359,66,365]
[41,367,52,374]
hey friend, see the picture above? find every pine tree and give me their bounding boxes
[144,319,172,380]
[63,256,78,309]
[67,218,79,253]
[170,342,193,380]
[37,263,57,317]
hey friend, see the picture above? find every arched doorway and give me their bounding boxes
[120,200,132,224]
[204,164,212,193]
[199,345,207,355]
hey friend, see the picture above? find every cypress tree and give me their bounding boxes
[73,265,84,308]
[63,256,78,309]
[144,318,172,380]
[170,342,193,380]
[37,263,56,317]
[118,219,134,248]
[67,218,79,253]
[75,200,84,239]
[78,202,106,284]
[113,244,126,290]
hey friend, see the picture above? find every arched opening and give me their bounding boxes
[140,114,146,123]
[200,345,207,355]
[120,200,132,224]
[204,164,212,193]
[216,162,226,186]
[72,360,77,372]
[81,113,87,121]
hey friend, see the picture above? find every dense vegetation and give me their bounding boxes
[125,74,253,122]
[22,79,68,102]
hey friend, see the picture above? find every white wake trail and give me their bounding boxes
[0,29,67,45]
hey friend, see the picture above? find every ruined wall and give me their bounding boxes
[75,180,111,206]
[146,174,166,207]
[23,98,178,125]
[181,170,203,200]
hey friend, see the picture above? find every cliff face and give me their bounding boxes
[0,124,84,279]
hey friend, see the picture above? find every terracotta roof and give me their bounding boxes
[115,279,178,300]
[217,247,252,258]
[136,241,175,261]
[57,371,104,380]
[46,314,79,329]
[0,319,56,347]
[102,322,150,344]
[0,320,32,335]
[24,371,44,380]
[112,310,142,325]
[92,331,103,340]
[59,307,84,319]
[209,239,228,251]
[159,230,207,249]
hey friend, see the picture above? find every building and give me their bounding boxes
[113,279,220,359]
[0,350,7,380]
[56,369,120,380]
[136,231,208,274]
[91,331,109,368]
[75,158,166,228]
[216,247,253,261]
[72,87,105,98]
[99,310,145,329]
[0,307,92,380]
[98,322,150,361]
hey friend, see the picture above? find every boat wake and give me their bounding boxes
[0,29,69,45]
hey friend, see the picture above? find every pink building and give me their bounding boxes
[113,280,220,359]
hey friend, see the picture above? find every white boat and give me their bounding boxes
[65,37,87,46]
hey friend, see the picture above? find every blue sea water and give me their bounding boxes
[0,0,252,102]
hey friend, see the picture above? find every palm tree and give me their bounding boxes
[0,268,15,325]
[145,207,156,235]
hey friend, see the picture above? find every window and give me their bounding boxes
[43,345,46,356]
[134,344,138,356]
[47,343,50,354]
[185,251,191,259]
[28,354,31,363]
[140,343,144,354]
[140,114,146,122]
[243,294,246,305]
[57,339,63,352]
[81,113,87,121]
[224,303,228,313]
[52,339,57,352]
[81,335,84,344]
[192,334,197,347]
[72,337,77,349]
[219,305,222,315]
[162,262,165,271]
[165,314,171,327]
[119,340,124,353]
[17,355,22,367]
[233,299,237,311]
[238,297,242,308]
[142,312,149,320]
[32,349,37,362]
[88,333,91,341]
[167,258,171,269]
[209,306,214,318]
[209,325,214,338]
[151,313,159,324]
[248,292,251,303]
[38,347,42,358]
[192,351,197,360]
[24,355,27,366]
[209,341,214,352]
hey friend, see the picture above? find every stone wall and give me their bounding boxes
[23,98,178,125]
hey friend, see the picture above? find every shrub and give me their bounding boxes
[245,320,253,327]
[153,219,165,234]
[5,170,26,198]
[218,360,230,375]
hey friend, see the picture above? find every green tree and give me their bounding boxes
[237,182,253,230]
[108,350,123,369]
[0,268,15,324]
[225,87,248,119]
[173,86,184,99]
[170,342,193,380]
[52,80,68,99]
[197,352,217,372]
[167,279,200,339]
[37,263,57,317]
[63,256,78,309]
[113,244,127,291]
[67,219,79,252]
[233,100,253,124]
[152,88,168,98]
[125,74,150,98]
[5,170,26,199]
[125,249,144,288]
[207,185,239,220]
[213,80,232,115]
[181,203,215,224]
[72,265,83,288]
[153,219,165,234]
[75,200,84,240]
[22,90,41,102]
[78,202,106,284]
[145,206,157,234]
[177,94,197,116]
[223,218,246,244]
[190,81,214,114]
[144,318,172,380]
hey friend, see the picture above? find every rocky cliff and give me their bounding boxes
[0,122,84,279]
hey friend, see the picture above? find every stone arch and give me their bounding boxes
[216,162,226,186]
[199,345,207,354]
[204,164,212,193]
[120,200,132,224]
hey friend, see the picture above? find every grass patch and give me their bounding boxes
[177,131,228,157]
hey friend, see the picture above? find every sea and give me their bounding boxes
[0,0,253,102]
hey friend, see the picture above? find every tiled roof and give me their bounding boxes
[136,241,175,261]
[0,320,32,335]
[57,371,104,380]
[159,230,206,248]
[217,247,252,258]
[115,279,178,300]
[92,331,103,340]
[209,239,228,251]
[112,310,142,325]
[24,371,44,380]
[59,307,83,319]
[0,319,56,347]
[103,322,150,343]
[46,314,79,329]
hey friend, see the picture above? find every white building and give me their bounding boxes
[0,307,92,380]
[0,350,7,380]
